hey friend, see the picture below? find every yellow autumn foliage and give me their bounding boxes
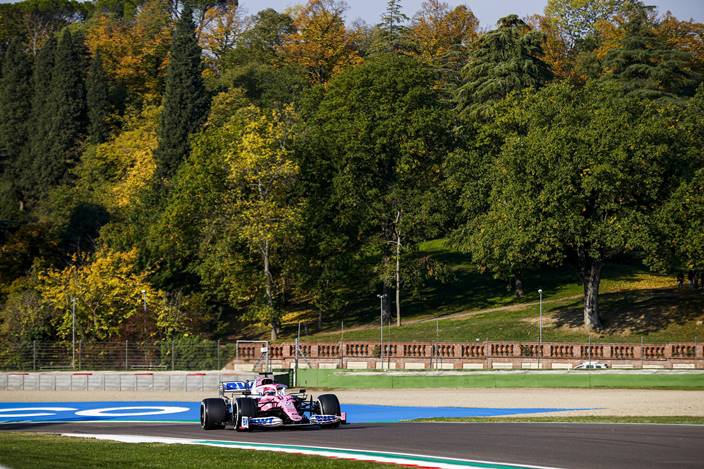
[37,248,168,341]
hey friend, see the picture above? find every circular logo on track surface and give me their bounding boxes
[75,406,190,417]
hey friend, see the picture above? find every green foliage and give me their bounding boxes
[0,40,32,219]
[219,8,308,108]
[0,41,32,173]
[456,15,553,121]
[545,0,629,46]
[304,53,453,324]
[454,80,688,329]
[86,50,111,143]
[0,0,702,344]
[601,5,702,98]
[35,29,87,196]
[153,3,209,182]
[20,36,56,205]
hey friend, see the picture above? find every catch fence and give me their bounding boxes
[0,340,234,371]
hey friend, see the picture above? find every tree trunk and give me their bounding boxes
[395,212,401,327]
[582,260,603,330]
[263,239,278,341]
[514,276,524,298]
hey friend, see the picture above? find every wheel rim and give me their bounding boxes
[200,404,206,428]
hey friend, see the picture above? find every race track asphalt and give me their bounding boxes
[3,421,703,469]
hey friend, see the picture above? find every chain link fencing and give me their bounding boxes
[0,338,236,371]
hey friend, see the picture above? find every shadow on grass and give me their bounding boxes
[553,288,704,341]
[277,240,676,340]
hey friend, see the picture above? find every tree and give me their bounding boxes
[459,81,686,330]
[224,105,301,339]
[279,0,361,84]
[544,0,629,47]
[307,54,452,326]
[219,8,307,107]
[10,0,88,55]
[33,29,87,197]
[602,6,702,98]
[86,50,111,144]
[37,247,168,341]
[197,0,243,65]
[408,0,478,76]
[650,170,704,284]
[20,36,55,207]
[0,40,33,215]
[85,0,172,104]
[378,0,409,52]
[153,3,209,182]
[645,87,704,281]
[456,15,552,121]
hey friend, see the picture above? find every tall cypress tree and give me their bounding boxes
[86,50,111,144]
[0,41,32,175]
[15,37,56,207]
[154,4,209,182]
[34,29,87,194]
[0,40,32,216]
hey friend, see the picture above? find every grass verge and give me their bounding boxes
[297,369,704,389]
[407,416,704,425]
[0,432,379,469]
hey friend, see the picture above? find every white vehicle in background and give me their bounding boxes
[575,361,609,370]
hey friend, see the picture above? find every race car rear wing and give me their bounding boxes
[219,381,253,397]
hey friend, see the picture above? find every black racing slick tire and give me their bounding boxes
[234,397,258,432]
[317,393,341,428]
[200,398,226,430]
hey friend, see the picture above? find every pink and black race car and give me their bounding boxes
[200,374,346,431]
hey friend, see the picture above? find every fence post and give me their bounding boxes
[79,340,82,371]
[217,339,221,370]
[33,341,36,371]
[171,339,175,371]
[125,340,128,370]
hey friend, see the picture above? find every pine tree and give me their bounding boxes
[0,40,33,216]
[0,41,32,176]
[375,0,409,53]
[456,15,553,121]
[16,37,56,206]
[154,3,209,182]
[602,7,701,98]
[86,50,111,144]
[33,29,87,194]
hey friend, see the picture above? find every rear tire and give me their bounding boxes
[200,398,226,430]
[234,397,258,432]
[317,394,341,428]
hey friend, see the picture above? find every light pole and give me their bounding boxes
[538,289,543,344]
[377,293,386,369]
[141,289,147,337]
[71,297,76,370]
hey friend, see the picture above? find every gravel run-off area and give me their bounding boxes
[2,389,704,417]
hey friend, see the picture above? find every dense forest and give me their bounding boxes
[0,0,703,344]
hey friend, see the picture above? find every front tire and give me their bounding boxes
[234,397,258,432]
[201,398,226,430]
[317,394,341,428]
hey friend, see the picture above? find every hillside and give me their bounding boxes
[275,240,704,344]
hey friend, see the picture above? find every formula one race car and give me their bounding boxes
[200,374,346,431]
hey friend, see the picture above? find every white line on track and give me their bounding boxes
[60,433,563,469]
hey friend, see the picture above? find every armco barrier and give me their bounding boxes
[229,340,704,371]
